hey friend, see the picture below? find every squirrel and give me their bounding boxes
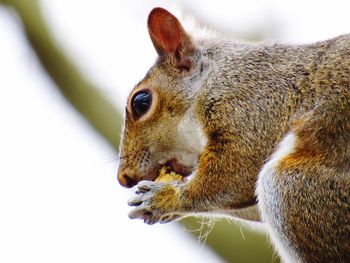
[117,7,350,263]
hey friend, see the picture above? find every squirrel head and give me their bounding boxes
[117,8,207,188]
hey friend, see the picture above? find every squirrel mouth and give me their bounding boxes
[162,159,193,178]
[144,159,193,182]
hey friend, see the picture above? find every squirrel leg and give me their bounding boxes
[128,141,259,224]
[257,132,350,263]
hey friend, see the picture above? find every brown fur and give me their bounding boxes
[118,7,350,262]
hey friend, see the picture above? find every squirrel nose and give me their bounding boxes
[118,171,138,188]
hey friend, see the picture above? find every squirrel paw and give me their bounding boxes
[128,181,182,224]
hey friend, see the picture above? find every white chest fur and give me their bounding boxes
[256,132,301,263]
[176,108,207,155]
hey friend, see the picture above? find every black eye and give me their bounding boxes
[132,90,152,118]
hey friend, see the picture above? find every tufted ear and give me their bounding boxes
[147,7,194,64]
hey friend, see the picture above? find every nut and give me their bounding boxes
[155,166,184,183]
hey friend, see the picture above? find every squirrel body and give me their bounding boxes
[118,8,350,263]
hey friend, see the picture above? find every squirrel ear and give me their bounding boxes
[147,7,193,58]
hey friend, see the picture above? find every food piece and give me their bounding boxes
[155,166,184,183]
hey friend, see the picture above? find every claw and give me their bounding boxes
[159,214,181,224]
[128,208,152,219]
[135,181,165,195]
[138,180,154,187]
[144,216,158,225]
[160,215,171,224]
[127,196,143,206]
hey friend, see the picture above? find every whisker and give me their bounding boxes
[95,155,120,166]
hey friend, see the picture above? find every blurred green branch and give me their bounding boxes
[0,0,278,262]
[0,0,122,149]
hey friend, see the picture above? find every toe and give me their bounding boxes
[127,196,143,206]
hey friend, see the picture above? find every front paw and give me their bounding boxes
[128,181,182,225]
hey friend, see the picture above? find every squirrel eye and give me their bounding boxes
[131,90,152,119]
